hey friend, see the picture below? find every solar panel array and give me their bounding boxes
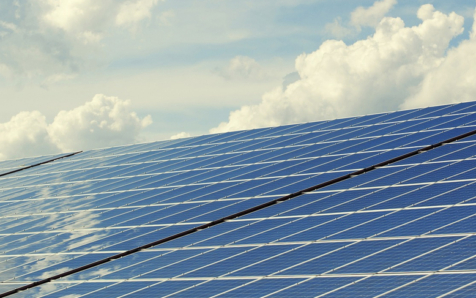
[1,102,476,297]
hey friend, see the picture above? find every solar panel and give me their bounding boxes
[2,102,476,297]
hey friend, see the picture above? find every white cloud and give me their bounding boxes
[211,4,467,133]
[158,10,175,26]
[325,17,354,39]
[0,94,152,160]
[0,111,57,160]
[216,56,267,81]
[326,0,397,38]
[40,0,116,43]
[48,94,153,152]
[402,6,476,109]
[351,0,397,28]
[170,132,191,139]
[116,0,161,30]
[0,0,162,83]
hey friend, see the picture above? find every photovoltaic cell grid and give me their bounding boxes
[1,102,476,297]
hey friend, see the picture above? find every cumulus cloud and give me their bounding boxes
[350,0,398,28]
[41,0,161,40]
[0,111,57,160]
[116,0,161,30]
[0,95,152,160]
[326,0,397,37]
[402,6,476,109]
[211,3,469,133]
[324,17,354,39]
[41,0,114,43]
[216,56,267,80]
[170,132,191,140]
[0,0,161,83]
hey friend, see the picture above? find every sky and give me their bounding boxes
[0,0,475,160]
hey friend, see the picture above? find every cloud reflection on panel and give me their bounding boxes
[211,3,475,133]
[0,94,152,160]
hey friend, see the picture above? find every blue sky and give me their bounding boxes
[0,0,475,159]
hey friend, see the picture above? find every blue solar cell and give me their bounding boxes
[218,278,306,297]
[395,117,457,134]
[163,182,239,203]
[183,198,273,223]
[329,275,420,297]
[448,167,476,181]
[391,236,476,272]
[323,185,420,213]
[197,166,258,183]
[280,239,401,275]
[312,139,370,156]
[379,205,476,237]
[432,114,476,129]
[269,277,359,297]
[410,127,476,147]
[280,212,388,242]
[239,147,300,163]
[229,242,349,276]
[362,163,450,188]
[266,144,332,161]
[281,189,374,216]
[339,148,415,170]
[429,213,476,234]
[232,160,303,179]
[139,247,248,278]
[235,215,342,244]
[263,172,348,196]
[29,282,113,298]
[296,153,374,173]
[97,226,192,252]
[383,274,476,297]
[289,121,330,134]
[181,198,271,224]
[414,182,476,207]
[445,281,476,297]
[368,182,467,209]
[170,279,251,298]
[334,237,457,274]
[364,112,405,125]
[14,253,113,281]
[229,176,305,198]
[375,131,441,150]
[194,179,274,200]
[237,191,339,219]
[100,249,209,280]
[450,256,476,271]
[328,208,435,239]
[157,221,250,249]
[184,244,298,277]
[433,143,476,161]
[124,280,203,297]
[414,104,455,118]
[177,154,237,170]
[80,281,157,298]
[372,119,427,136]
[322,167,400,191]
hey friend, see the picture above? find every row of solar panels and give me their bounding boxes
[1,102,476,297]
